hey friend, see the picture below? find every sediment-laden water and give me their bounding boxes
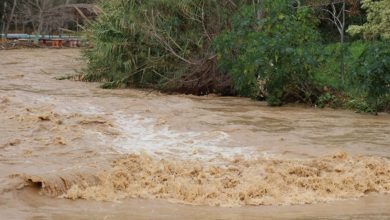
[0,49,389,219]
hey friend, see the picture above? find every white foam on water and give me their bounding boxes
[111,112,260,160]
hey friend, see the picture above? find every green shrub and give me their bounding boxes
[316,93,335,108]
[352,41,390,113]
[213,0,323,106]
[346,97,375,113]
[314,41,368,90]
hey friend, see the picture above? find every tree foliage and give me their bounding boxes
[352,41,390,112]
[347,0,390,40]
[82,0,389,112]
[84,0,252,94]
[213,0,322,105]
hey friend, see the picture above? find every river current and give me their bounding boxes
[0,49,389,219]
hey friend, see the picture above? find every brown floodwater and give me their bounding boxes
[0,49,389,219]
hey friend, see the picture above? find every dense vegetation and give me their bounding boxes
[213,1,322,105]
[83,0,389,113]
[83,0,243,94]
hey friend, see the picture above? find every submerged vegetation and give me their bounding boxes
[83,0,389,113]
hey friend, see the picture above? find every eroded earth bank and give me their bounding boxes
[0,49,389,219]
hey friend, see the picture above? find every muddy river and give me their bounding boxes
[0,49,389,219]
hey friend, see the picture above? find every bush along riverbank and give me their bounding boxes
[82,0,389,113]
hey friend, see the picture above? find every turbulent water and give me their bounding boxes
[0,49,389,219]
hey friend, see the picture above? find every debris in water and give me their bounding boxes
[53,137,67,146]
[8,139,21,146]
[0,97,10,104]
[78,118,110,125]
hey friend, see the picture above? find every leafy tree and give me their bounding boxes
[352,41,390,113]
[347,0,390,40]
[213,0,322,105]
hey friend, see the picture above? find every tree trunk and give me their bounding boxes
[340,1,346,86]
[340,33,345,85]
[4,0,17,38]
[37,11,44,35]
[14,15,18,33]
[1,1,6,38]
